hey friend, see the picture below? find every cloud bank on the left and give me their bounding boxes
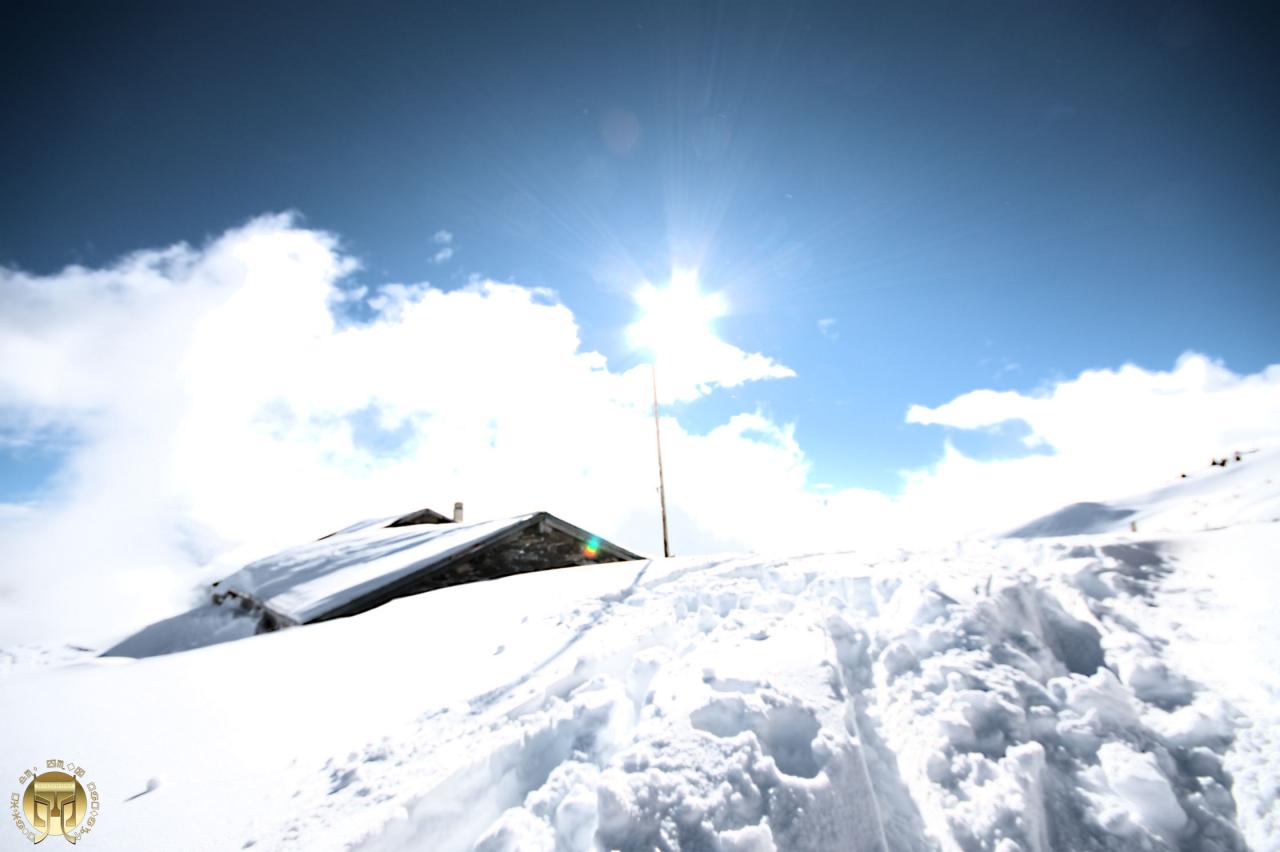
[0,214,802,647]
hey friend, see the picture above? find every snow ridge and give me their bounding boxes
[250,539,1246,852]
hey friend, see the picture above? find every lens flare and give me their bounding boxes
[582,536,600,558]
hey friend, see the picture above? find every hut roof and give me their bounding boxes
[213,512,639,625]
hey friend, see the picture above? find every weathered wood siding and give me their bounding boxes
[426,524,611,591]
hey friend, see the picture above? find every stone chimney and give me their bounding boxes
[453,501,464,523]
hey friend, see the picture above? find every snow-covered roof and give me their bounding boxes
[215,515,534,625]
[213,512,638,625]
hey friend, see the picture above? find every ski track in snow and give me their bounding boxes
[245,536,1254,852]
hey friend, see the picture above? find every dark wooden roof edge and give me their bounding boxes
[387,507,452,527]
[316,506,451,541]
[531,512,642,561]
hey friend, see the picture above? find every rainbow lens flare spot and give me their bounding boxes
[582,536,600,558]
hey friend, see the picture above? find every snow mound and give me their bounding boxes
[1006,502,1135,538]
[101,603,260,658]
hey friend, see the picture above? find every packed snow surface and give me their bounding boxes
[2,451,1278,851]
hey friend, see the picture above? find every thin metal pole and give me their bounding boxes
[651,361,671,558]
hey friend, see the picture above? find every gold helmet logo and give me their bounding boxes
[10,762,99,845]
[22,772,86,844]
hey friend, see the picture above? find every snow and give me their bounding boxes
[1006,502,1136,538]
[1005,448,1280,539]
[1119,524,1280,849]
[1094,742,1187,839]
[1,450,1278,850]
[0,642,98,675]
[100,602,260,658]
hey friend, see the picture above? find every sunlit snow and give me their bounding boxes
[2,451,1278,851]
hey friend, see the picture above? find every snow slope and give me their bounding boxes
[1,451,1277,851]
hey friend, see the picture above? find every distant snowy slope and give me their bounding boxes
[1120,448,1280,534]
[1,453,1277,851]
[1006,447,1280,538]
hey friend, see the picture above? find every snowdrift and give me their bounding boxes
[1,451,1278,851]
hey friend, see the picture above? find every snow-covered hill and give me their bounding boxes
[2,451,1278,851]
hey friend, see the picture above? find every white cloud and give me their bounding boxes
[908,354,1280,470]
[431,229,455,263]
[623,337,795,405]
[1,215,1277,648]
[901,354,1280,533]
[625,276,794,403]
[818,318,838,339]
[0,216,799,645]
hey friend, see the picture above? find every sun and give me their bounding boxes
[627,268,727,360]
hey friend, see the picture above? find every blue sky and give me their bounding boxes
[1,1,1278,507]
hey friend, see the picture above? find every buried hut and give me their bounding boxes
[211,504,641,630]
[104,505,639,657]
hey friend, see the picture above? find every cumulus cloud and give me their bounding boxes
[1,214,1277,648]
[432,230,453,245]
[908,354,1280,472]
[0,216,798,644]
[624,275,794,403]
[901,354,1280,534]
[432,247,454,264]
[818,318,838,339]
